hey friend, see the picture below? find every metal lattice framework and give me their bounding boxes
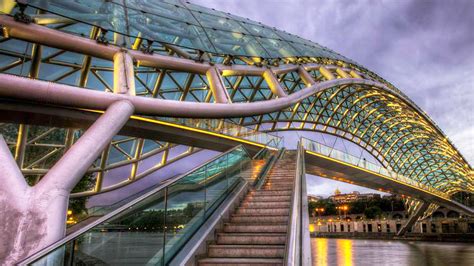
[0,0,472,200]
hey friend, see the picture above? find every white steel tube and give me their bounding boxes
[263,69,287,98]
[113,51,136,96]
[206,67,230,103]
[0,73,387,118]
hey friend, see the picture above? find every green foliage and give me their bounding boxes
[364,206,382,219]
[69,173,95,216]
[116,203,203,231]
[308,196,405,219]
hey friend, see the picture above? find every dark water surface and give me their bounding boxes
[311,238,474,266]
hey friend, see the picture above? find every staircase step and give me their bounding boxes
[198,257,283,265]
[230,215,289,223]
[244,195,291,202]
[208,244,285,258]
[235,208,289,215]
[263,183,293,188]
[250,190,292,196]
[266,178,294,182]
[267,175,294,179]
[265,179,294,186]
[224,223,287,233]
[261,186,293,191]
[241,201,290,208]
[217,233,287,245]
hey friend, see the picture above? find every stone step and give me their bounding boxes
[264,182,294,187]
[217,233,287,245]
[224,223,287,233]
[263,184,293,188]
[266,178,294,182]
[198,257,283,266]
[208,244,285,258]
[244,195,291,202]
[230,215,289,224]
[235,208,289,216]
[268,174,295,178]
[261,186,293,191]
[241,201,290,208]
[250,190,292,196]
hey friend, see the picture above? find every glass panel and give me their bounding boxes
[30,145,253,265]
[156,117,283,149]
[163,168,206,263]
[34,190,167,265]
[24,0,349,60]
[301,137,450,198]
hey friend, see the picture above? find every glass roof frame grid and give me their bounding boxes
[23,0,349,59]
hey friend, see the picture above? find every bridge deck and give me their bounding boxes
[304,150,473,216]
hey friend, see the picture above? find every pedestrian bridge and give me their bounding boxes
[17,134,473,265]
[0,2,473,264]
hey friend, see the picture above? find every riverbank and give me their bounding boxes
[310,238,474,265]
[311,232,474,242]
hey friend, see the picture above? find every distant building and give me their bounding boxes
[329,189,380,203]
[308,195,323,202]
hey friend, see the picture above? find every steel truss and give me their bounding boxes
[0,12,472,199]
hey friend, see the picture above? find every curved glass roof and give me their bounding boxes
[25,0,351,60]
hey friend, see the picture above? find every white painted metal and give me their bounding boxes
[0,100,134,264]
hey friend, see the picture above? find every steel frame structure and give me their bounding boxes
[0,13,471,196]
[0,1,472,262]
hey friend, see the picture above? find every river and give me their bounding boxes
[311,238,474,266]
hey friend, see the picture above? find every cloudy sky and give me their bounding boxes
[190,0,474,196]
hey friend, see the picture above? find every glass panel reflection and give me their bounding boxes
[31,145,254,265]
[23,0,345,59]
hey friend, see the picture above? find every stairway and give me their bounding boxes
[198,152,296,265]
[240,159,266,184]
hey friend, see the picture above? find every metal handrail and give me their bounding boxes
[19,144,249,265]
[252,146,269,160]
[284,142,311,265]
[300,137,451,199]
[285,146,300,265]
[255,148,285,189]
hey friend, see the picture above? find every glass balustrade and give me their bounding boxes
[29,145,252,265]
[301,138,449,198]
[157,117,283,149]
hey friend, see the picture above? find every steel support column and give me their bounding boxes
[396,201,430,236]
[0,100,134,264]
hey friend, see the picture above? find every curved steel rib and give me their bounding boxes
[0,73,389,118]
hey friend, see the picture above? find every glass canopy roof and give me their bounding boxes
[25,0,351,60]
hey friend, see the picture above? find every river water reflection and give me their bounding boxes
[311,238,474,266]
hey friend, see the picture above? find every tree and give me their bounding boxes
[69,173,95,216]
[364,206,382,219]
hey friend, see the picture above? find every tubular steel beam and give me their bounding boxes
[396,201,430,236]
[272,64,299,75]
[0,73,388,118]
[206,67,231,103]
[319,66,335,80]
[113,51,136,96]
[263,69,287,98]
[0,16,211,74]
[298,66,316,87]
[1,100,134,264]
[218,64,265,77]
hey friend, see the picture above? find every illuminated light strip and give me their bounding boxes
[304,150,450,200]
[80,108,278,151]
